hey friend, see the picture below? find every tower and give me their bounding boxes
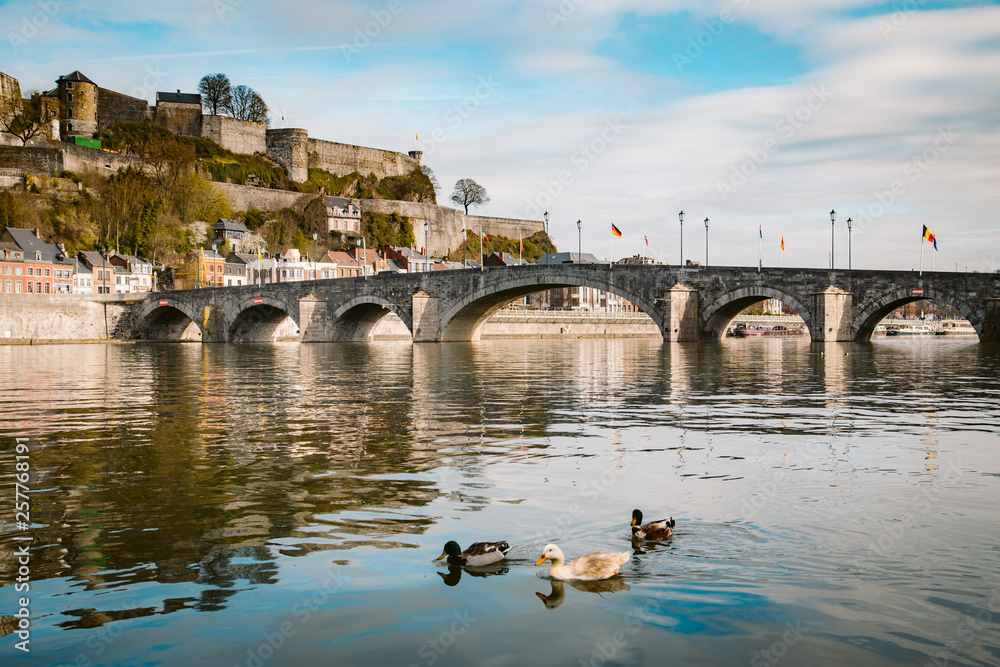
[56,71,98,139]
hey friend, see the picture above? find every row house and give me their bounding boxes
[109,254,154,292]
[77,251,115,294]
[1,228,76,295]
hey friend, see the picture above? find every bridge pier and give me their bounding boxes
[412,291,441,342]
[811,287,853,342]
[660,285,699,342]
[299,295,329,342]
[202,306,227,343]
[982,298,1000,344]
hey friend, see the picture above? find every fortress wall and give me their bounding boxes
[216,182,313,212]
[156,102,202,137]
[97,88,151,129]
[306,138,419,180]
[0,73,22,146]
[266,128,309,183]
[0,146,62,175]
[359,199,543,257]
[202,115,267,154]
[62,143,144,175]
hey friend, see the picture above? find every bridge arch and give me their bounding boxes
[226,295,300,343]
[328,297,413,341]
[854,287,983,341]
[438,273,663,342]
[700,286,813,342]
[132,298,205,341]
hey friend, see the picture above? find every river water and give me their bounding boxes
[1,338,998,666]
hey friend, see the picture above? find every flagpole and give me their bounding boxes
[757,224,762,272]
[919,235,924,276]
[780,233,783,268]
[932,245,935,272]
[480,225,483,270]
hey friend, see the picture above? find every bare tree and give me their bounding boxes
[228,85,269,124]
[198,73,232,116]
[422,165,441,196]
[0,93,54,145]
[450,178,490,214]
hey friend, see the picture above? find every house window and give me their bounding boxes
[4,280,10,292]
[27,267,33,276]
[67,92,73,102]
[67,108,73,118]
[44,283,50,293]
[44,268,50,277]
[4,266,9,274]
[36,282,42,293]
[15,267,21,275]
[27,282,33,293]
[15,281,21,293]
[66,122,72,132]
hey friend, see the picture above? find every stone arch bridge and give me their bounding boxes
[129,265,1000,343]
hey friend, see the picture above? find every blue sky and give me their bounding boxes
[3,0,999,271]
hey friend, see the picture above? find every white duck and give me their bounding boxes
[535,544,630,581]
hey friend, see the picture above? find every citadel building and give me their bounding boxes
[3,69,422,183]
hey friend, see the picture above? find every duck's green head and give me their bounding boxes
[435,540,462,560]
[631,509,643,526]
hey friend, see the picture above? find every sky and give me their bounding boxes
[3,0,999,271]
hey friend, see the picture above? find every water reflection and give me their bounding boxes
[437,563,510,586]
[535,578,632,610]
[1,338,998,666]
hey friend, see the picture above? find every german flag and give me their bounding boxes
[611,224,622,238]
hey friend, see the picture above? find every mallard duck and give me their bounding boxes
[535,544,630,581]
[631,509,675,540]
[435,540,511,567]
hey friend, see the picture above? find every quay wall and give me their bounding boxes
[0,294,143,343]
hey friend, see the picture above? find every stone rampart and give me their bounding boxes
[266,128,308,182]
[216,182,313,212]
[0,72,22,147]
[0,146,62,175]
[202,115,267,154]
[307,138,419,180]
[156,102,202,137]
[359,199,543,256]
[97,88,151,129]
[62,143,145,175]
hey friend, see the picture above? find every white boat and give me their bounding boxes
[885,325,933,336]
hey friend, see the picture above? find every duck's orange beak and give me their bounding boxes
[535,555,548,565]
[434,552,447,561]
[630,517,638,526]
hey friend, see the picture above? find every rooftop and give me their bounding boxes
[157,90,201,105]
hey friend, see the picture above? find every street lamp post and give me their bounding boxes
[424,221,429,272]
[829,209,836,269]
[846,217,853,270]
[678,210,684,266]
[544,211,550,264]
[576,219,581,263]
[704,218,710,266]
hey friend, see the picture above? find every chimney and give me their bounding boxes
[176,89,180,94]
[34,228,40,239]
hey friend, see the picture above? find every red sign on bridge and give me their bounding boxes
[159,299,168,306]
[911,288,925,297]
[254,297,264,305]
